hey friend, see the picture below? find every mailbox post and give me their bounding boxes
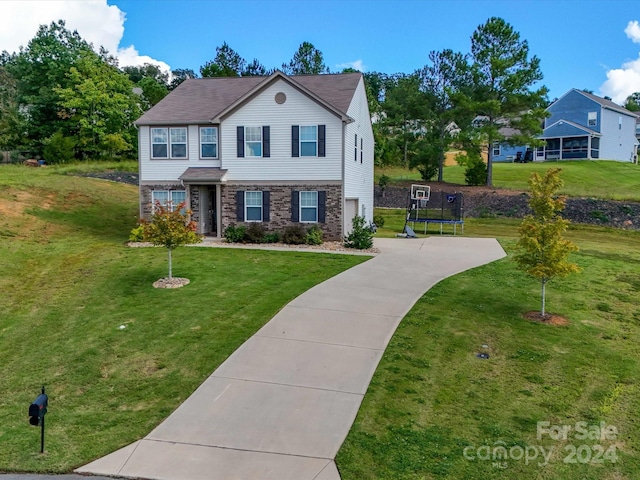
[28,386,48,453]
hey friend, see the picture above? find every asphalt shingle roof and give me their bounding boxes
[135,72,362,126]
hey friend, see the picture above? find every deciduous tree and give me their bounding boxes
[516,168,579,317]
[141,201,202,280]
[55,50,140,159]
[169,68,198,90]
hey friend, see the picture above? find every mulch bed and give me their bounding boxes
[523,310,569,326]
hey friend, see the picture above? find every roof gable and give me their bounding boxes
[135,72,362,126]
[550,89,638,118]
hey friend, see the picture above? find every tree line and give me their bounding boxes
[0,21,330,163]
[2,17,637,186]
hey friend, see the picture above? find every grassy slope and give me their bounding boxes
[337,212,640,479]
[377,161,640,201]
[0,164,368,472]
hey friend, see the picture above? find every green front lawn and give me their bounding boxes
[337,212,640,479]
[0,164,368,472]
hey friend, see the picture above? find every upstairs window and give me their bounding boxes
[237,126,270,158]
[492,142,500,157]
[292,125,325,157]
[245,126,262,157]
[170,128,187,158]
[200,127,218,158]
[151,127,187,159]
[151,128,168,158]
[300,126,318,156]
[588,111,597,127]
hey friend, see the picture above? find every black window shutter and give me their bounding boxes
[236,190,245,221]
[262,126,270,158]
[237,126,244,157]
[354,133,358,161]
[263,191,270,221]
[292,125,299,157]
[291,190,299,222]
[318,125,326,157]
[318,191,326,223]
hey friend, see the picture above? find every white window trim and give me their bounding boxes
[151,190,187,213]
[300,125,318,157]
[151,127,188,159]
[199,126,218,159]
[492,142,500,157]
[299,191,318,223]
[245,126,262,158]
[588,111,597,127]
[245,191,263,222]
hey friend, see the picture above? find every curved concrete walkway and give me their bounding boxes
[77,237,506,480]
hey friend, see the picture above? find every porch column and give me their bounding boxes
[587,135,592,159]
[559,138,563,160]
[216,185,222,239]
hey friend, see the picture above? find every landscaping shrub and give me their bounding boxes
[306,225,324,245]
[373,214,385,228]
[224,224,246,243]
[282,225,307,244]
[129,224,145,242]
[43,131,75,164]
[263,232,281,243]
[245,223,266,243]
[344,215,373,249]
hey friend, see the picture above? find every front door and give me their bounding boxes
[200,186,212,235]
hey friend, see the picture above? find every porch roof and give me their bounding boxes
[179,167,228,184]
[540,119,601,139]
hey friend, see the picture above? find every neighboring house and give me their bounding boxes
[134,71,374,240]
[536,89,639,162]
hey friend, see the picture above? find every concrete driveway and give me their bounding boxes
[77,236,506,480]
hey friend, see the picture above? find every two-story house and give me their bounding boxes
[134,71,374,240]
[535,89,639,162]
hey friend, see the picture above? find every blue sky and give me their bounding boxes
[1,0,640,103]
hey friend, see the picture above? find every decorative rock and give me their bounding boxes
[153,277,190,289]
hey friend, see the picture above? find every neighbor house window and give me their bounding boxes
[200,127,218,158]
[588,111,597,127]
[300,191,318,222]
[492,142,500,157]
[300,126,318,156]
[151,128,187,159]
[152,190,186,213]
[245,126,262,157]
[245,191,263,222]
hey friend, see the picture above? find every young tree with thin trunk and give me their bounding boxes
[142,201,202,280]
[515,169,579,317]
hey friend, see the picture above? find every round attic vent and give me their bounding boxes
[275,92,286,104]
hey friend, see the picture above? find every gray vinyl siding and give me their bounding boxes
[343,77,374,228]
[220,79,343,181]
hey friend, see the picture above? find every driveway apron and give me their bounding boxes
[77,237,506,480]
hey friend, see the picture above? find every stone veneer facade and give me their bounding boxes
[221,183,343,240]
[140,183,343,240]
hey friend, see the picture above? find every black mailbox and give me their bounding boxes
[29,393,48,426]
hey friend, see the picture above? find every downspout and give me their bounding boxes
[341,121,346,237]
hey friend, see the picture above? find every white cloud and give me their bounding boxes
[0,0,170,72]
[335,59,366,72]
[625,20,640,43]
[599,21,640,104]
